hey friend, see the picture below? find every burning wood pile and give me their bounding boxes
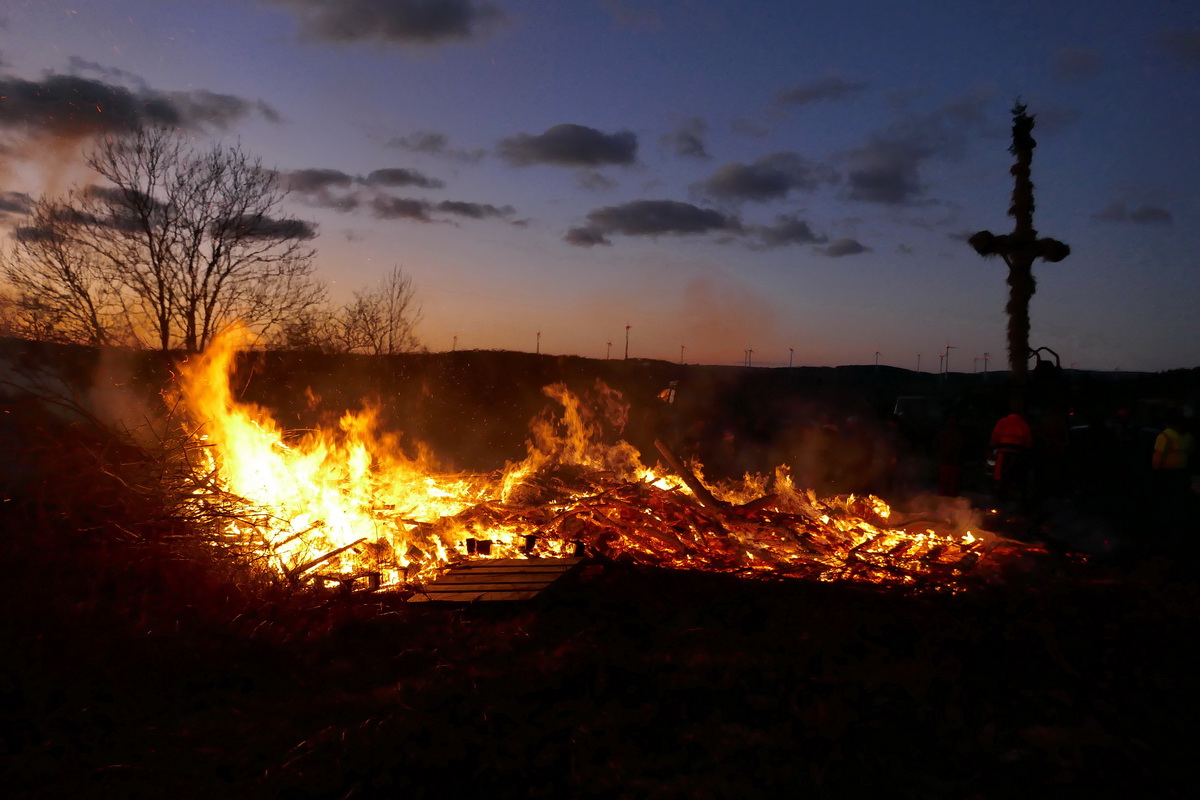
[173,331,1038,595]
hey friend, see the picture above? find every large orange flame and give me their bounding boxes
[176,329,1022,591]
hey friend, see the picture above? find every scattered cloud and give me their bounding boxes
[563,226,611,247]
[265,0,504,45]
[281,166,444,194]
[0,190,32,217]
[0,72,277,143]
[564,199,739,247]
[13,225,63,244]
[819,237,870,257]
[775,74,868,108]
[67,56,149,90]
[163,89,282,126]
[1091,201,1173,225]
[280,166,512,224]
[281,168,356,193]
[235,215,318,240]
[750,214,827,249]
[386,130,486,162]
[837,90,993,206]
[434,199,513,219]
[498,123,637,168]
[693,151,837,204]
[1053,47,1104,81]
[661,116,710,160]
[576,170,616,191]
[362,167,444,189]
[842,139,927,205]
[1156,28,1200,67]
[369,195,434,222]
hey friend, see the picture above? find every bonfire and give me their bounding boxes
[174,330,1036,594]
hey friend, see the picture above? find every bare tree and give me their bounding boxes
[338,265,423,355]
[269,307,342,353]
[3,126,325,351]
[2,202,137,346]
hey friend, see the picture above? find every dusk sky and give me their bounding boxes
[2,1,1198,371]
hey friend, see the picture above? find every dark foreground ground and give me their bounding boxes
[3,342,1200,798]
[3,434,1199,798]
[4,520,1200,800]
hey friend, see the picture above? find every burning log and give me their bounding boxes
[654,438,729,513]
[285,538,367,582]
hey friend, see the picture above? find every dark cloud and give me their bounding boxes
[0,73,177,138]
[563,226,611,247]
[266,0,504,45]
[366,194,513,224]
[1091,201,1174,225]
[434,200,512,219]
[752,214,827,249]
[1053,47,1104,81]
[233,215,318,239]
[843,140,925,205]
[164,89,282,126]
[576,170,616,191]
[661,116,709,160]
[282,167,442,192]
[0,72,276,141]
[838,91,993,206]
[13,225,63,244]
[565,199,739,247]
[819,238,870,257]
[67,56,149,90]
[281,165,508,224]
[1130,205,1173,224]
[776,75,868,108]
[370,195,434,222]
[386,130,486,162]
[0,190,32,216]
[497,123,637,167]
[693,152,836,203]
[1156,28,1200,67]
[281,168,355,193]
[82,184,161,210]
[363,167,444,189]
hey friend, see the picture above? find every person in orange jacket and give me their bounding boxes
[990,406,1033,503]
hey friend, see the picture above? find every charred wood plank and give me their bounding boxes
[407,557,585,603]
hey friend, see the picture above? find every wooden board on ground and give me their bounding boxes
[408,557,586,603]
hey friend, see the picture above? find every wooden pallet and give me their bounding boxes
[408,557,585,603]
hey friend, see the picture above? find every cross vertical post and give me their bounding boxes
[969,102,1070,386]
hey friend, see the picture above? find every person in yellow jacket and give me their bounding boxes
[1152,412,1195,496]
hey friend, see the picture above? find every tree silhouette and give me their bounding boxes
[4,127,324,351]
[969,102,1070,384]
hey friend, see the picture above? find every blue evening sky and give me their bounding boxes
[2,0,1198,371]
